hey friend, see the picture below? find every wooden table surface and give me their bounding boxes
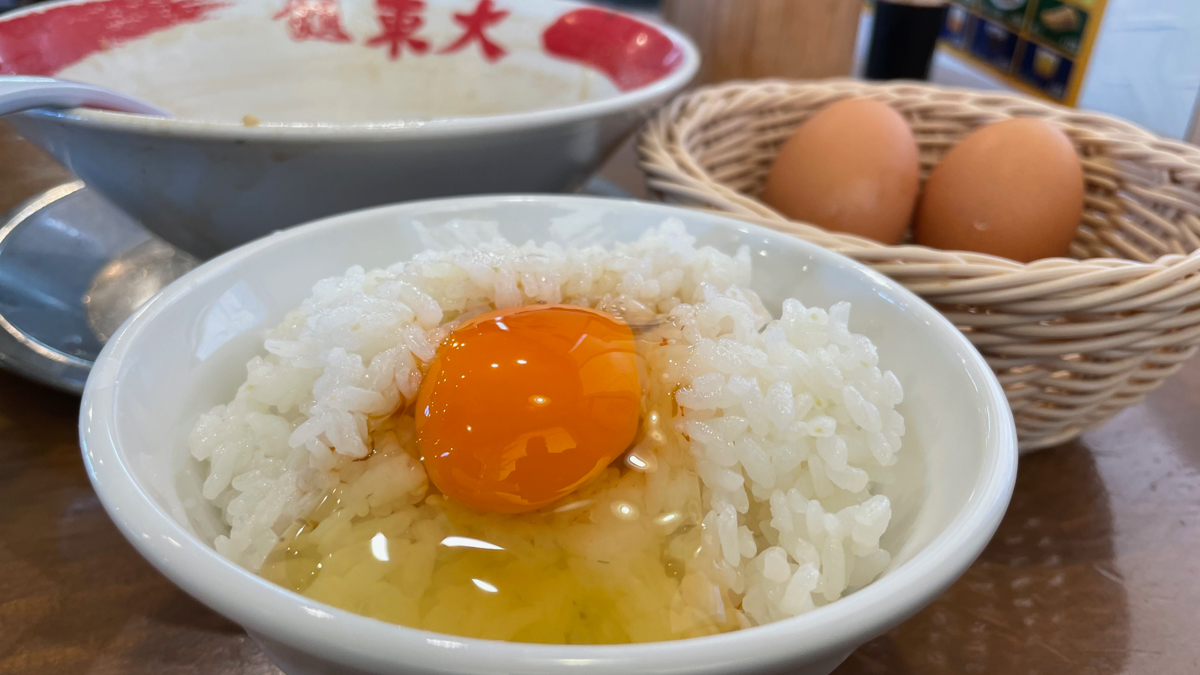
[1,124,1198,675]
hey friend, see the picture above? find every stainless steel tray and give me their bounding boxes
[0,182,196,393]
[0,177,630,393]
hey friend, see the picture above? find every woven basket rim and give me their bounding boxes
[658,77,1200,164]
[639,78,1200,281]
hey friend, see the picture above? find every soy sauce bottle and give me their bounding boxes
[866,0,949,81]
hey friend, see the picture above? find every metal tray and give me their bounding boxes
[0,177,629,393]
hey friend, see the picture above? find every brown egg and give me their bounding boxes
[914,118,1084,262]
[760,98,920,244]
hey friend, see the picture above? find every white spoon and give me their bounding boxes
[0,75,171,117]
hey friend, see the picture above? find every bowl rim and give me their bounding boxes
[6,0,700,141]
[80,195,1018,674]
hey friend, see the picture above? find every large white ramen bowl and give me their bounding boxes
[80,196,1017,675]
[1,0,697,258]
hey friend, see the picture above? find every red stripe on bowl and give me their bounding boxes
[0,0,227,76]
[541,8,682,92]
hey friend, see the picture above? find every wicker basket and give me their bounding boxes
[639,79,1200,453]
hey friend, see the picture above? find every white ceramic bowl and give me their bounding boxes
[2,0,697,258]
[80,196,1017,675]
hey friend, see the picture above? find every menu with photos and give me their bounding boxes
[938,0,1108,105]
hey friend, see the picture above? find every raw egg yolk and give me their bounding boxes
[415,304,641,514]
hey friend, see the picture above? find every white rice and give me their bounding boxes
[189,220,904,628]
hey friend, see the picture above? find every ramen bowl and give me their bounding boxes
[1,0,697,258]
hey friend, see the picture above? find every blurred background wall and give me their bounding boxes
[3,0,1197,140]
[1078,0,1200,140]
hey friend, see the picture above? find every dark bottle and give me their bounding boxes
[866,0,950,81]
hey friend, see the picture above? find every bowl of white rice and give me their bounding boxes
[80,195,1017,675]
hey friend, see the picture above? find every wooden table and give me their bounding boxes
[1,125,1198,675]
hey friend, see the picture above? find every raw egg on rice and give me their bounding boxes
[416,304,641,513]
